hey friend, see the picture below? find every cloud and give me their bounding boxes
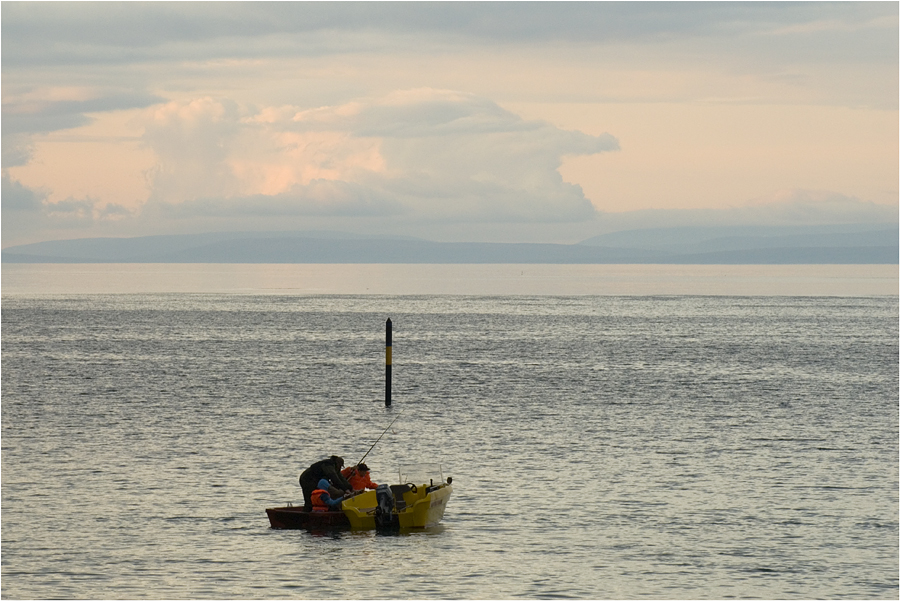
[1,133,35,168]
[741,189,899,223]
[1,172,133,224]
[2,89,162,135]
[141,90,619,223]
[594,188,899,233]
[3,4,891,246]
[3,3,895,65]
[1,86,164,170]
[2,172,46,211]
[3,4,894,121]
[158,180,404,219]
[142,97,244,203]
[1,171,136,245]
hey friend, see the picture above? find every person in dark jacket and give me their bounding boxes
[299,455,353,511]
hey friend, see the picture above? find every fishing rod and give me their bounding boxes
[355,410,404,467]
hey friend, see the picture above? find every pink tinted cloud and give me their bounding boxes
[140,89,618,222]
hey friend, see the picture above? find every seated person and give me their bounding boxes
[311,478,347,512]
[341,463,378,491]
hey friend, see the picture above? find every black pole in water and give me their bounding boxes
[385,318,392,407]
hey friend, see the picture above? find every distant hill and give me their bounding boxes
[3,224,897,264]
[578,224,898,252]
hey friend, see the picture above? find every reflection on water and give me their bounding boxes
[2,262,897,295]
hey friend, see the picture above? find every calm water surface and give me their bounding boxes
[2,292,898,599]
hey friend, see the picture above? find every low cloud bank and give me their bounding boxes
[594,189,898,235]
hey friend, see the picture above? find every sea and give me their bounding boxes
[2,264,898,600]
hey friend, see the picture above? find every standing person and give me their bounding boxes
[299,456,353,511]
[341,463,378,492]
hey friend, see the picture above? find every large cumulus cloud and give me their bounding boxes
[142,89,620,224]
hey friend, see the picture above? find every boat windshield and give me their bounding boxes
[398,463,444,485]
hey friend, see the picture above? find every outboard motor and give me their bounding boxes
[375,483,395,529]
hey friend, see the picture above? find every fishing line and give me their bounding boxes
[355,409,405,467]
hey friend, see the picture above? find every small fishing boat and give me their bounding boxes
[265,504,351,530]
[266,464,453,531]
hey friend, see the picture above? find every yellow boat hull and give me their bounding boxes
[398,483,452,528]
[342,483,453,529]
[341,490,378,529]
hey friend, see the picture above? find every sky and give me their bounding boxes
[2,2,898,247]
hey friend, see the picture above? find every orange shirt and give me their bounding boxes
[341,466,378,491]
